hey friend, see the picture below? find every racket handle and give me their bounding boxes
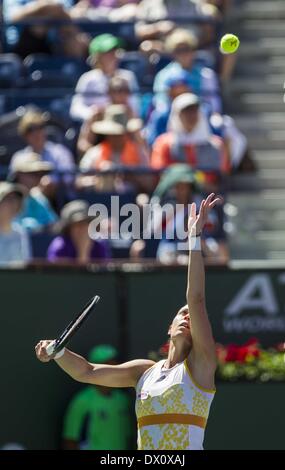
[46,341,56,356]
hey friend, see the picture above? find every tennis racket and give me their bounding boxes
[46,295,100,356]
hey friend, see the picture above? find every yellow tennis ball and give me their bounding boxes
[220,34,240,54]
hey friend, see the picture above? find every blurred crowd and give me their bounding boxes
[0,0,255,267]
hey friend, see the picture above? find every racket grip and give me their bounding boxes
[46,341,56,356]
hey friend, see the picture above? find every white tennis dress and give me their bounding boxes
[135,360,215,450]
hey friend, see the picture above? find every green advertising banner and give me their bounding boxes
[127,267,285,358]
[207,269,285,347]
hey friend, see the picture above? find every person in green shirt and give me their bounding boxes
[62,345,133,450]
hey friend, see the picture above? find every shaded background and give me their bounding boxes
[1,265,285,450]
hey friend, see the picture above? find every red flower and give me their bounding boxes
[159,342,170,356]
[223,338,261,363]
[225,344,239,362]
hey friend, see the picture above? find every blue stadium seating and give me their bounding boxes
[0,54,24,87]
[75,190,136,211]
[31,232,55,259]
[119,51,153,88]
[23,54,89,88]
[3,89,73,113]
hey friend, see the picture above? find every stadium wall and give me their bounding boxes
[1,266,285,450]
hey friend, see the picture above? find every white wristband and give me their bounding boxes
[54,348,65,360]
[189,236,201,251]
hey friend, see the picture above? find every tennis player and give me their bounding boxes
[36,192,220,450]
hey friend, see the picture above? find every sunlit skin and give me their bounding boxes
[164,194,222,372]
[165,306,192,369]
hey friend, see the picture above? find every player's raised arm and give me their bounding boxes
[186,194,222,367]
[35,340,154,388]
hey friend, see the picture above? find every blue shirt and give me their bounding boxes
[14,191,58,232]
[0,223,31,265]
[153,61,221,114]
[3,0,74,46]
[145,109,169,147]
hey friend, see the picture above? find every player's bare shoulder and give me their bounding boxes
[119,359,156,386]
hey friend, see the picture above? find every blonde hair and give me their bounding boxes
[165,29,198,54]
[18,111,47,137]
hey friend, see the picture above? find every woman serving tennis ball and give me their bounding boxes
[36,193,221,450]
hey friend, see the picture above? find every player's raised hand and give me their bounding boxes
[35,340,55,363]
[188,193,223,236]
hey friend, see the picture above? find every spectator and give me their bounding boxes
[153,28,221,113]
[80,105,147,170]
[202,0,231,15]
[10,152,59,232]
[79,105,150,192]
[71,0,139,21]
[47,200,110,263]
[150,164,228,263]
[3,0,89,58]
[137,0,198,21]
[10,110,75,185]
[108,76,138,118]
[146,71,248,168]
[62,344,133,450]
[151,93,229,173]
[77,77,138,158]
[0,181,31,266]
[70,34,139,121]
[76,108,104,159]
[136,0,218,49]
[146,70,191,146]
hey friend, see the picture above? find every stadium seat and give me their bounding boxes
[0,109,27,165]
[4,89,73,114]
[23,54,89,88]
[119,52,153,88]
[0,54,24,88]
[31,232,56,259]
[75,190,136,211]
[150,54,172,76]
[110,240,131,259]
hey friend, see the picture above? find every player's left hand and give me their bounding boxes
[188,193,223,236]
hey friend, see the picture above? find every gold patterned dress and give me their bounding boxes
[135,360,215,450]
